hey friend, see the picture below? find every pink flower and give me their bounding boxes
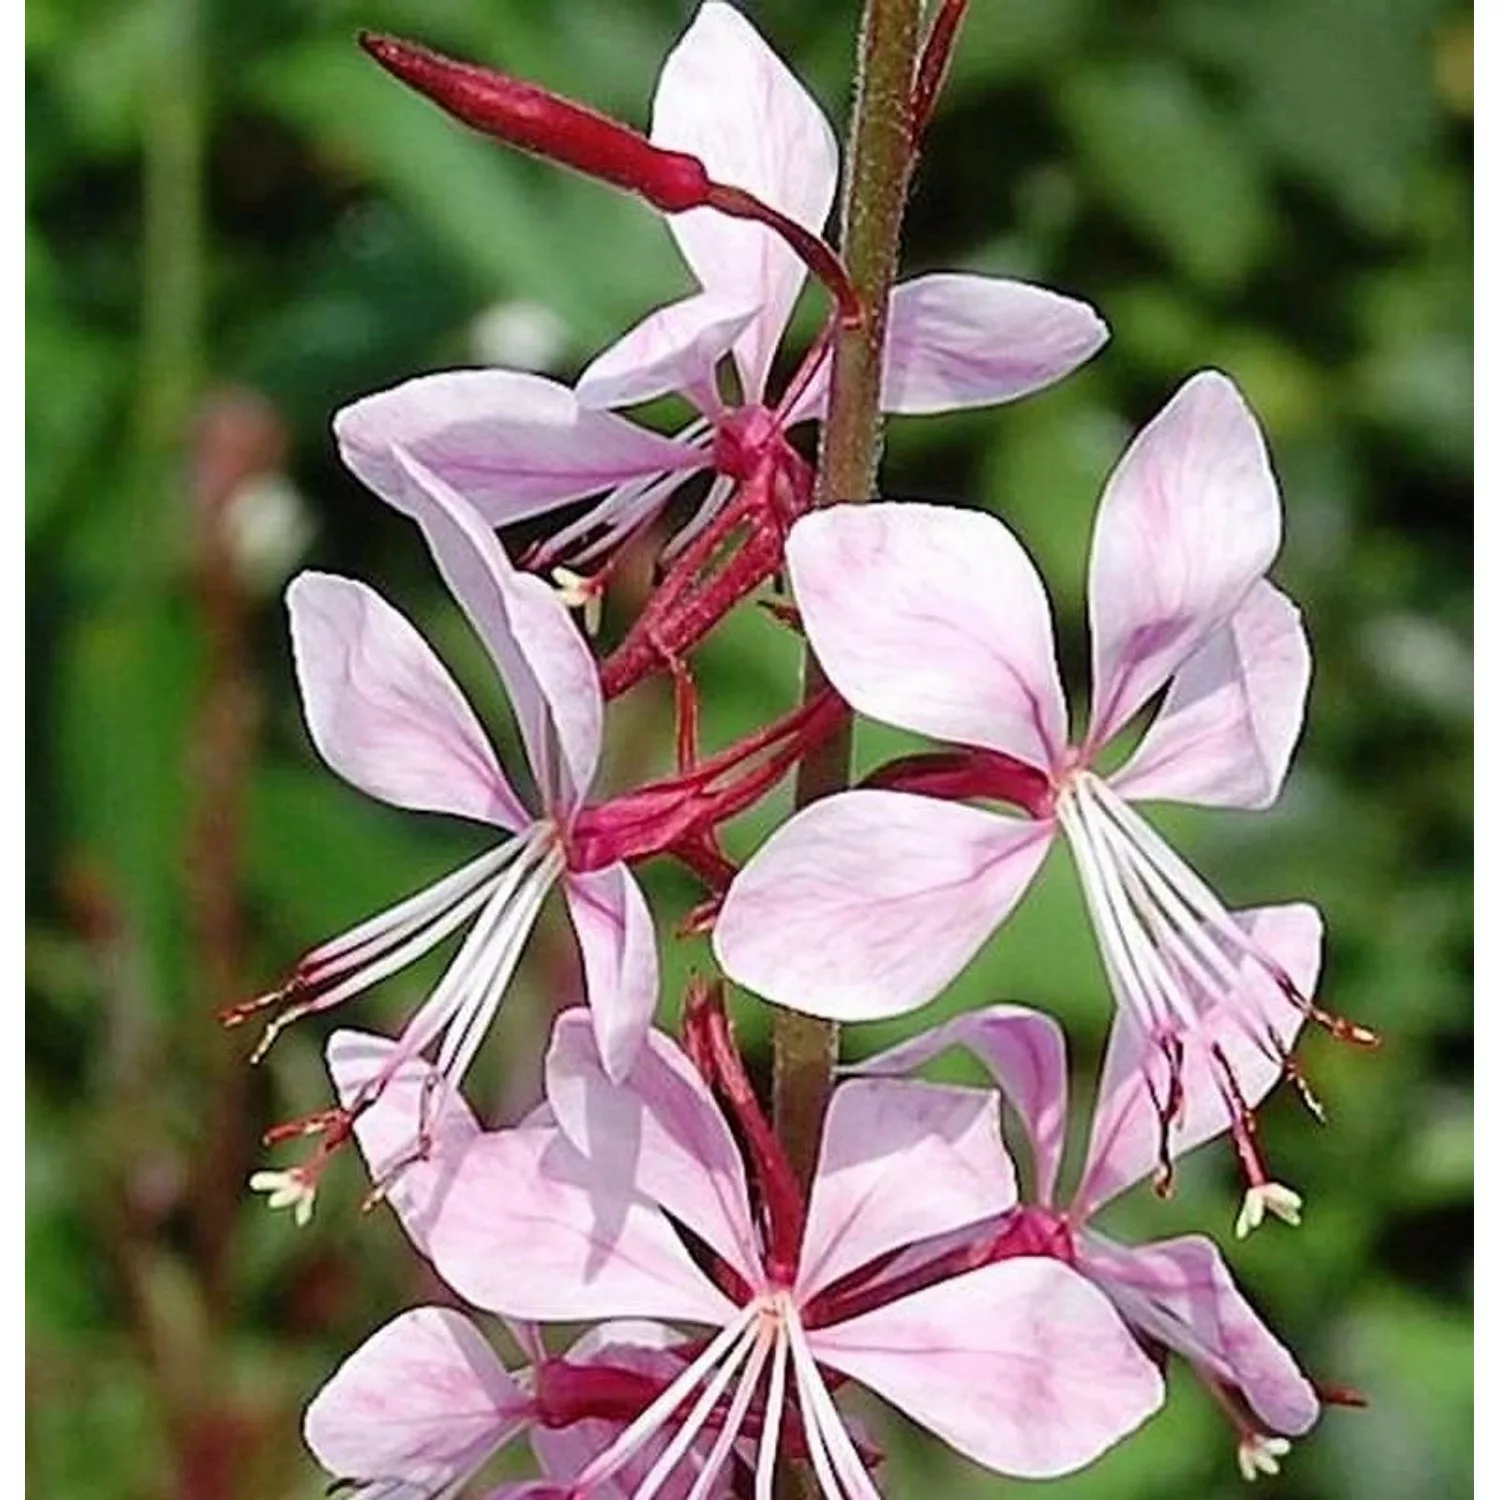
[301,1044,741,1498]
[333,2,1107,573]
[842,918,1328,1479]
[326,1006,1164,1495]
[715,371,1374,1188]
[232,446,657,1217]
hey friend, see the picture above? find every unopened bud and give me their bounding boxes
[358,32,712,213]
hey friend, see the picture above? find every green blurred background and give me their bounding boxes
[26,1,1473,1496]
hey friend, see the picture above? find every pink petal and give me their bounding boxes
[326,1029,481,1256]
[388,447,602,811]
[287,571,529,830]
[576,292,760,413]
[335,369,702,525]
[1074,903,1324,1216]
[1111,581,1312,810]
[1079,1231,1319,1435]
[783,274,1108,426]
[562,865,660,1084]
[881,275,1109,412]
[650,1,838,399]
[714,790,1053,1021]
[848,1005,1070,1206]
[798,1079,1018,1300]
[304,1306,528,1492]
[544,1010,763,1290]
[426,1124,739,1327]
[787,504,1069,771]
[810,1258,1164,1478]
[1087,371,1283,750]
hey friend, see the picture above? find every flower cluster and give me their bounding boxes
[231,5,1373,1495]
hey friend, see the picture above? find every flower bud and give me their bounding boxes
[358,32,713,213]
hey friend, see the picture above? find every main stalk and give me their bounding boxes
[771,0,924,1188]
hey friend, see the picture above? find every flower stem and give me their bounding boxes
[772,0,924,1190]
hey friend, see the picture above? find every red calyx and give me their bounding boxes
[600,442,814,701]
[861,745,1054,819]
[684,980,807,1284]
[569,687,848,879]
[358,32,712,213]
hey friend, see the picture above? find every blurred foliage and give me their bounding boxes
[27,1,1472,1497]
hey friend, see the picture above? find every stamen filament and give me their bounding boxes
[1089,809,1282,1067]
[302,842,515,977]
[537,419,713,566]
[660,473,737,563]
[786,1313,878,1500]
[435,844,564,1086]
[1056,792,1178,1038]
[684,1328,773,1500]
[1073,791,1201,1034]
[629,1317,762,1500]
[754,1325,790,1500]
[572,1305,761,1493]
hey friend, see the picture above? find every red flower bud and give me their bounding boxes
[357,31,712,214]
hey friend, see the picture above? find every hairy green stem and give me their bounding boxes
[772,0,924,1189]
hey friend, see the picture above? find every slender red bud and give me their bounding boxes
[358,32,712,213]
[358,32,863,326]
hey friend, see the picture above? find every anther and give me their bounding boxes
[218,974,304,1029]
[1237,1433,1292,1482]
[1270,1034,1328,1125]
[261,1106,348,1146]
[1146,1034,1186,1198]
[249,1167,318,1227]
[1236,1181,1303,1240]
[552,566,605,637]
[1275,973,1382,1049]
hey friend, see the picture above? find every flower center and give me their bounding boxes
[712,403,783,479]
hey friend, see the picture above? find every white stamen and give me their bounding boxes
[249,1169,316,1226]
[434,844,564,1088]
[1236,1182,1303,1239]
[1085,786,1280,1029]
[1059,776,1288,1074]
[1056,791,1180,1037]
[540,417,713,566]
[287,868,504,1023]
[1237,1433,1292,1481]
[1090,815,1284,1073]
[573,1304,761,1494]
[303,842,515,976]
[684,1328,774,1500]
[786,1310,880,1500]
[1074,791,1201,1034]
[1090,782,1283,983]
[630,1317,761,1500]
[755,1324,790,1500]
